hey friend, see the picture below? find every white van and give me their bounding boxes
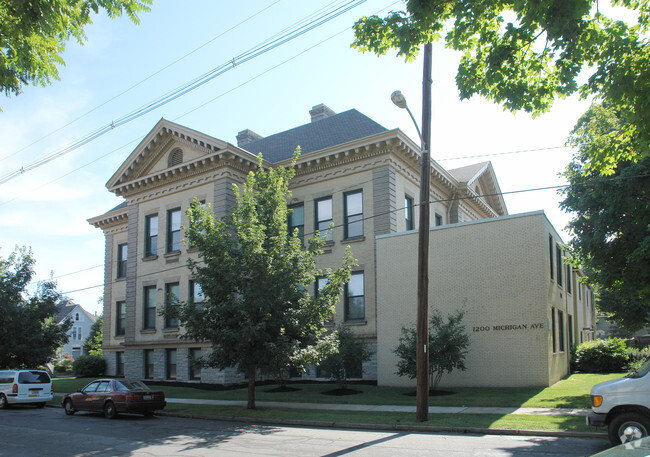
[0,369,53,408]
[588,359,650,445]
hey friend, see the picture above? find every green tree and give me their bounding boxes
[318,325,372,389]
[83,314,103,357]
[0,246,72,368]
[0,0,151,108]
[561,107,650,330]
[394,310,470,391]
[352,1,649,174]
[163,152,356,409]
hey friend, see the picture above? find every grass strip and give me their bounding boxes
[162,403,598,433]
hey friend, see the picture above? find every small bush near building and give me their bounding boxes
[626,347,650,372]
[72,355,106,377]
[574,338,629,373]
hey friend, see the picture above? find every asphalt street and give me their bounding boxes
[0,406,612,456]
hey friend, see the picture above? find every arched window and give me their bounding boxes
[168,148,183,167]
[75,313,80,321]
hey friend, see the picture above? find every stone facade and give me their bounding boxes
[89,105,587,387]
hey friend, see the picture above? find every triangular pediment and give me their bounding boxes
[106,118,233,192]
[449,161,507,216]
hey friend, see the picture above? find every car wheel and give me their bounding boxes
[143,411,154,418]
[608,412,650,445]
[0,394,7,410]
[104,401,118,419]
[63,399,75,416]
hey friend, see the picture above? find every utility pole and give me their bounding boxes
[416,42,432,422]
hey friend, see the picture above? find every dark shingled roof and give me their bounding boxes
[240,109,387,163]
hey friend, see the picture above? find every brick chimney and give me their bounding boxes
[236,129,263,147]
[309,104,336,123]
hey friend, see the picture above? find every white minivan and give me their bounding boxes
[0,369,53,408]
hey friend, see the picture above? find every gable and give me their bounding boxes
[106,118,231,191]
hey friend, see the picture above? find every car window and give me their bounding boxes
[83,382,100,393]
[628,359,650,379]
[97,381,112,392]
[116,380,150,391]
[0,371,14,383]
[17,371,50,384]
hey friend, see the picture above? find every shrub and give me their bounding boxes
[72,355,106,377]
[54,359,73,373]
[574,338,629,373]
[626,347,650,372]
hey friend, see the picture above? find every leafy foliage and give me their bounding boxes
[574,338,629,373]
[353,1,649,173]
[0,246,71,368]
[72,354,105,377]
[394,310,470,390]
[163,151,356,409]
[561,108,650,330]
[318,325,372,388]
[626,347,650,372]
[83,315,103,357]
[0,0,151,108]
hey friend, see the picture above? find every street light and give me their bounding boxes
[391,86,431,422]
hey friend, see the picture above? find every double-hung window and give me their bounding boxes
[145,214,158,257]
[344,190,363,239]
[549,235,554,280]
[144,349,154,379]
[435,213,443,227]
[189,348,201,380]
[164,283,179,328]
[345,271,365,321]
[115,301,126,336]
[167,208,181,253]
[166,349,177,380]
[143,286,156,330]
[288,203,304,243]
[117,243,128,278]
[190,280,204,308]
[315,197,333,242]
[116,352,124,377]
[556,245,563,287]
[405,196,414,231]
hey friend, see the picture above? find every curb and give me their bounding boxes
[154,410,608,440]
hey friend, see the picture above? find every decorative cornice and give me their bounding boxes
[88,209,128,231]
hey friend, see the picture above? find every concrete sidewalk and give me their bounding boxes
[165,397,589,416]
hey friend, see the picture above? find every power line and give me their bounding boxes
[0,0,284,164]
[0,0,367,186]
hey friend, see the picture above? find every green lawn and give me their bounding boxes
[53,372,623,408]
[52,372,623,433]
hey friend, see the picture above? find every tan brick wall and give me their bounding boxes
[376,211,572,388]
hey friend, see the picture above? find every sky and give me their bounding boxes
[0,0,614,316]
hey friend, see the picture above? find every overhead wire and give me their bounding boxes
[59,171,650,295]
[0,0,284,164]
[0,0,367,186]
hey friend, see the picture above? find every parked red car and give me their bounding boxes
[62,379,166,419]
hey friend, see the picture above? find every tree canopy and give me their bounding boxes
[561,105,650,331]
[83,314,103,357]
[353,0,649,174]
[0,246,71,368]
[164,152,356,409]
[0,0,151,108]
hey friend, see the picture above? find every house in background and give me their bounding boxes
[56,300,98,360]
[88,103,594,387]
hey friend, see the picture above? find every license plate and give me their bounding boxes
[143,395,152,400]
[28,394,37,397]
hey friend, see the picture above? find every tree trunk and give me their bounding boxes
[247,366,256,409]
